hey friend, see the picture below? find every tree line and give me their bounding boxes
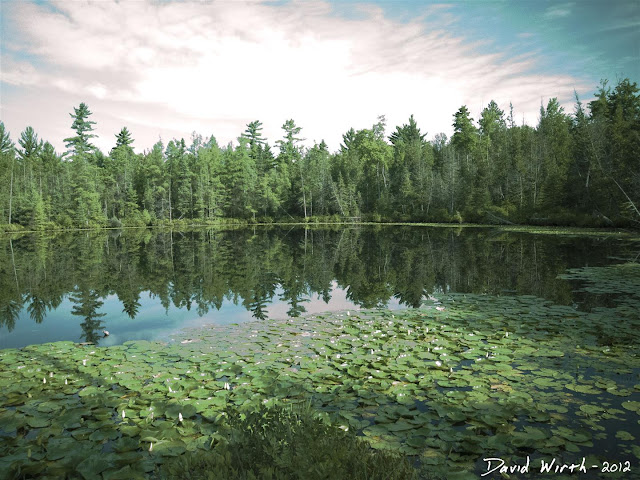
[0,78,638,230]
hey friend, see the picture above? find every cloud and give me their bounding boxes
[597,20,640,33]
[544,3,574,19]
[1,0,590,154]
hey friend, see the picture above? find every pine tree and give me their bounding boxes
[478,101,507,208]
[0,123,15,225]
[537,98,573,211]
[64,103,104,227]
[115,127,134,149]
[276,120,304,216]
[389,115,432,218]
[64,103,97,159]
[452,106,477,164]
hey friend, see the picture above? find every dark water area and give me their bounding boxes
[0,225,637,349]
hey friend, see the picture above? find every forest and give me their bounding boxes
[0,78,638,230]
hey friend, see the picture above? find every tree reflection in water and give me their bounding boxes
[0,226,634,343]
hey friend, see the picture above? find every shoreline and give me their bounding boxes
[2,220,638,238]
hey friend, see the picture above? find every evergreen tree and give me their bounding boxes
[389,115,432,218]
[0,122,13,155]
[64,103,97,158]
[588,79,640,221]
[243,120,266,150]
[221,138,257,219]
[64,103,104,227]
[17,126,43,162]
[451,106,477,166]
[276,119,304,216]
[478,100,507,205]
[537,98,573,211]
[166,139,191,220]
[0,123,16,225]
[115,127,134,149]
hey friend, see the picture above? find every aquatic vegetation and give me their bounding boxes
[160,403,420,480]
[0,273,639,478]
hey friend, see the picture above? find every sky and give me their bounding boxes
[1,0,638,155]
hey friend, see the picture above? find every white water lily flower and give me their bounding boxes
[43,377,46,384]
[82,359,87,366]
[435,361,442,367]
[122,410,126,420]
[179,413,183,422]
[65,378,68,385]
[339,425,349,431]
[168,386,173,393]
[149,442,153,452]
[224,382,230,390]
[49,372,53,378]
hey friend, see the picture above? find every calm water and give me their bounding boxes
[0,226,636,349]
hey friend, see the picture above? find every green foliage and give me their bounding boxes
[0,121,14,155]
[4,79,640,231]
[108,216,123,228]
[31,193,47,231]
[0,222,24,232]
[1,272,639,478]
[17,126,43,162]
[64,102,97,159]
[115,126,134,148]
[451,106,476,159]
[160,404,418,480]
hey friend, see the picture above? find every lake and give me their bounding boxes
[1,225,639,479]
[0,225,635,349]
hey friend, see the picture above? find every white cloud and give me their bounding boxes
[544,3,575,19]
[1,0,589,154]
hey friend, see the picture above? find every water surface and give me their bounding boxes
[0,226,636,349]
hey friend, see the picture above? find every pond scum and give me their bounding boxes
[1,263,639,479]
